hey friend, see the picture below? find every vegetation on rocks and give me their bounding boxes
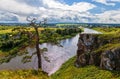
[51,57,120,79]
[93,27,120,53]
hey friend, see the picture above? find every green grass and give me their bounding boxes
[92,27,120,53]
[94,43,120,54]
[51,57,120,79]
[93,27,120,34]
[0,69,49,79]
[0,26,44,34]
[0,56,120,79]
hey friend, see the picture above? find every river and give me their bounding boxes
[0,33,79,75]
[0,28,101,75]
[82,28,102,34]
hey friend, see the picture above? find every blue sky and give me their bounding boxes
[63,0,81,5]
[0,0,120,23]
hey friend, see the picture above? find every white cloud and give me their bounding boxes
[0,0,39,15]
[0,0,96,23]
[42,0,96,12]
[93,10,120,23]
[92,0,120,6]
[0,0,120,23]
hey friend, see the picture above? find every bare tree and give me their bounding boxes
[27,17,47,69]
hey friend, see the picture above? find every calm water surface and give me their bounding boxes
[0,34,79,75]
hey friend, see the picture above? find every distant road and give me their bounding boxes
[82,28,102,34]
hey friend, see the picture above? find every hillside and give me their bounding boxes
[51,57,120,79]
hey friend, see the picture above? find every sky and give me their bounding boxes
[0,0,120,23]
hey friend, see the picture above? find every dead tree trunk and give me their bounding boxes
[34,27,41,69]
[27,17,47,69]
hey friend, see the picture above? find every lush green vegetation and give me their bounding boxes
[92,27,120,54]
[93,27,120,34]
[0,26,82,50]
[40,28,82,44]
[56,24,80,28]
[51,57,120,79]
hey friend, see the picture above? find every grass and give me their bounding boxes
[92,27,120,53]
[93,27,120,34]
[0,69,49,79]
[94,43,120,54]
[51,57,120,79]
[0,57,119,79]
[0,26,44,34]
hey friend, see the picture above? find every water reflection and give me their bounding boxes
[0,34,79,75]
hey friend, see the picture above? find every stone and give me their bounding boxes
[75,34,120,71]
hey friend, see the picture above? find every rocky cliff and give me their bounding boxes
[75,34,120,70]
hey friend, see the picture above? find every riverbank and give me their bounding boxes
[0,33,79,75]
[0,26,82,78]
[51,56,120,79]
[0,26,82,56]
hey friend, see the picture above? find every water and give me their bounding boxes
[0,34,79,75]
[82,28,102,34]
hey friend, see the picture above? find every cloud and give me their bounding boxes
[0,0,39,15]
[93,0,120,6]
[15,0,42,7]
[0,11,19,22]
[42,0,96,12]
[0,0,120,23]
[0,0,96,23]
[94,10,120,23]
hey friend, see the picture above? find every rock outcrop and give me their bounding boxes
[75,34,120,70]
[100,48,120,70]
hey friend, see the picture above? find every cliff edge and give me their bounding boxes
[75,34,120,70]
